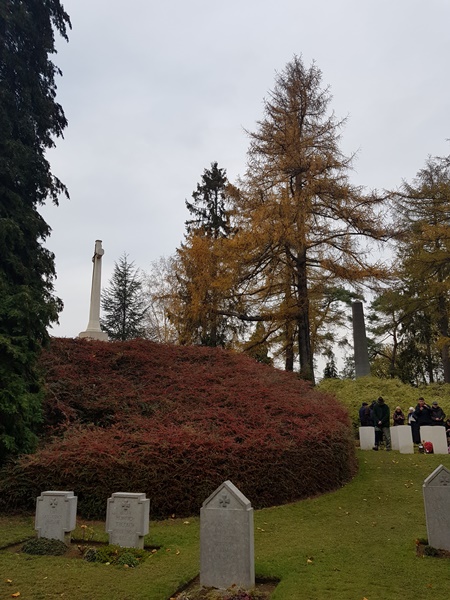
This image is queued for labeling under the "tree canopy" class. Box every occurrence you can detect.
[101,253,148,341]
[0,0,70,462]
[369,154,450,384]
[229,56,387,382]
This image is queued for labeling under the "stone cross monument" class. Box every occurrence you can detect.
[79,240,108,341]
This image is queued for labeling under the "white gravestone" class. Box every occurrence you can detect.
[200,480,255,590]
[359,427,375,450]
[419,425,448,454]
[397,425,414,454]
[35,491,77,542]
[423,464,450,551]
[390,427,399,451]
[106,492,150,549]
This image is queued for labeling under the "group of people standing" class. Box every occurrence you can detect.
[359,396,449,450]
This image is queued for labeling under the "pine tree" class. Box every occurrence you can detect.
[171,162,238,347]
[392,154,450,381]
[185,162,231,238]
[0,0,70,462]
[101,254,148,341]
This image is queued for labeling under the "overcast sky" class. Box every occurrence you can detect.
[42,0,450,339]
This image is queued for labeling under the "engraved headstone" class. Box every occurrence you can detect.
[359,427,375,450]
[419,425,448,454]
[200,480,255,590]
[423,464,450,551]
[397,425,414,454]
[35,491,77,542]
[106,492,150,549]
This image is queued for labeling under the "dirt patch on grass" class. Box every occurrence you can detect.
[416,541,450,558]
[169,575,279,599]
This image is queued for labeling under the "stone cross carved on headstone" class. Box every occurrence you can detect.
[105,492,150,549]
[423,464,450,552]
[35,491,77,542]
[200,480,255,590]
[79,239,108,341]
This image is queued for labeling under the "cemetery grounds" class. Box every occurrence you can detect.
[1,451,450,600]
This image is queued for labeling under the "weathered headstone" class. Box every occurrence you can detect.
[35,491,77,542]
[390,427,399,451]
[419,425,448,454]
[106,492,150,549]
[200,480,255,590]
[423,464,450,551]
[352,301,370,378]
[79,239,108,341]
[359,426,375,450]
[397,425,414,454]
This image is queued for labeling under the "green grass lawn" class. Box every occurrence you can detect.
[1,450,450,600]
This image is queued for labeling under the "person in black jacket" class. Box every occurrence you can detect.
[372,396,391,450]
[413,397,432,441]
[431,401,446,426]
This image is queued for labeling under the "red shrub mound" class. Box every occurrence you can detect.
[0,338,356,518]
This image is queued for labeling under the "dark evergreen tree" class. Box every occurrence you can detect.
[101,254,148,341]
[323,354,339,379]
[185,161,231,238]
[0,0,70,462]
[171,161,237,347]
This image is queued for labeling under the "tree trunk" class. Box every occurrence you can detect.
[284,321,294,371]
[296,252,314,384]
[437,293,450,383]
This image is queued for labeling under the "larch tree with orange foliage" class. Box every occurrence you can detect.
[228,56,388,383]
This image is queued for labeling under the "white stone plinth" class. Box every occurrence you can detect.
[106,492,150,549]
[359,427,375,450]
[79,329,108,341]
[200,480,255,590]
[35,491,77,542]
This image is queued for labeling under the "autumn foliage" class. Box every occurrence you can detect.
[0,338,356,518]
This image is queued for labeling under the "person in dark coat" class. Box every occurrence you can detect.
[372,396,391,450]
[392,406,405,426]
[413,397,432,441]
[408,406,420,444]
[359,402,373,427]
[430,401,446,426]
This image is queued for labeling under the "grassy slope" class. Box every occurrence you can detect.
[2,450,450,600]
[319,375,450,430]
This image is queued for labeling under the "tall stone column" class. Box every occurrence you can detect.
[79,240,108,341]
[352,301,370,378]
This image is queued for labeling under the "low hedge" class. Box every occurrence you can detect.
[0,338,357,518]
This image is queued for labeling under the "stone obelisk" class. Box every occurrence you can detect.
[79,240,108,341]
[352,301,370,378]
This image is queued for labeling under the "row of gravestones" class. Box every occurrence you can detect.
[359,424,449,454]
[35,481,254,590]
[32,466,450,588]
